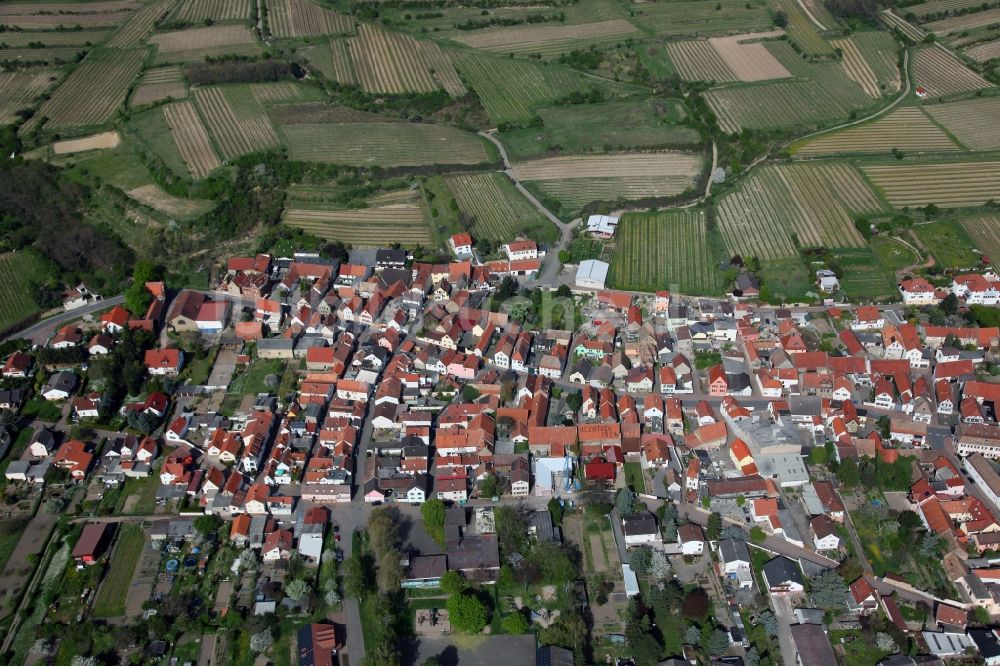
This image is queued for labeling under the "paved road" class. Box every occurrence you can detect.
[771,594,798,666]
[11,294,126,345]
[343,597,365,665]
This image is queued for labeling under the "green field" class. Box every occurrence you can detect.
[607,210,723,295]
[913,219,981,269]
[444,172,558,244]
[498,99,700,161]
[281,122,494,166]
[870,237,920,272]
[830,246,897,301]
[628,0,773,36]
[769,0,835,56]
[759,256,813,302]
[91,524,145,618]
[128,105,192,179]
[283,187,436,247]
[0,251,51,333]
[623,462,646,494]
[450,49,634,124]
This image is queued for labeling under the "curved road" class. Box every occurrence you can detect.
[11,294,126,345]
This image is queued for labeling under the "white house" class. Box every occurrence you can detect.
[586,214,619,238]
[899,278,941,306]
[622,514,659,548]
[952,274,1000,305]
[810,515,841,551]
[503,240,539,261]
[449,233,473,257]
[677,523,705,556]
[718,538,753,590]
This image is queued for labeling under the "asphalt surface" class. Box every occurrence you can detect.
[13,294,126,345]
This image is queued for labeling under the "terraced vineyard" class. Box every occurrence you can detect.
[794,107,960,155]
[628,0,773,36]
[106,0,177,48]
[150,24,261,64]
[38,48,145,128]
[880,10,926,41]
[163,101,220,179]
[282,122,492,166]
[0,251,49,333]
[451,50,626,124]
[194,86,279,160]
[926,7,1000,35]
[716,163,883,260]
[453,19,638,57]
[843,31,901,95]
[608,211,721,294]
[910,45,991,97]
[863,161,1000,207]
[347,25,465,96]
[444,172,552,243]
[266,0,352,38]
[174,0,249,22]
[906,0,991,20]
[283,187,433,246]
[130,66,186,107]
[0,1,138,29]
[961,214,1000,261]
[0,70,57,125]
[924,96,1000,150]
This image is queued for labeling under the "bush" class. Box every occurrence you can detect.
[447,592,488,633]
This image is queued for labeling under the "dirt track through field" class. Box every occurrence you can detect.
[52,131,120,154]
[589,535,607,572]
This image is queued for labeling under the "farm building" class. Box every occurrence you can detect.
[73,523,113,565]
[576,260,609,290]
[586,214,619,238]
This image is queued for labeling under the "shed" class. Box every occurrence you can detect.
[73,523,113,565]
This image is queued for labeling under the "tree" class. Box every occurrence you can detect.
[325,588,341,606]
[615,488,639,516]
[548,497,564,526]
[758,609,777,635]
[124,261,159,316]
[480,473,499,499]
[461,384,481,403]
[707,512,723,541]
[421,498,446,545]
[194,514,222,537]
[628,632,663,666]
[250,628,273,653]
[44,497,65,515]
[681,588,710,622]
[745,646,760,666]
[71,658,99,666]
[749,526,766,544]
[662,503,678,541]
[649,550,672,581]
[447,592,488,633]
[838,457,861,487]
[565,391,583,413]
[810,570,847,612]
[377,552,403,592]
[285,579,311,601]
[630,546,652,574]
[704,628,731,656]
[720,525,747,541]
[440,570,465,595]
[941,293,959,316]
[684,626,701,645]
[501,610,530,634]
[239,550,259,572]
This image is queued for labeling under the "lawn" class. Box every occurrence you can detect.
[870,237,919,273]
[831,246,897,302]
[115,467,161,515]
[21,397,64,422]
[92,523,145,617]
[759,257,813,303]
[830,629,893,665]
[913,219,980,270]
[623,462,646,494]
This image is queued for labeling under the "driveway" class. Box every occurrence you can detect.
[771,594,798,666]
[205,349,238,390]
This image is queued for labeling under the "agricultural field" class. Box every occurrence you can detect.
[173,0,249,23]
[0,251,50,333]
[0,30,109,48]
[926,7,1000,35]
[628,0,773,37]
[905,0,991,20]
[444,172,554,243]
[130,66,186,107]
[913,219,981,268]
[607,210,723,295]
[512,152,702,213]
[150,24,262,64]
[106,0,176,48]
[704,60,874,133]
[343,25,465,96]
[266,0,353,38]
[269,103,388,126]
[301,39,356,84]
[0,1,138,29]
[668,31,790,82]
[37,48,145,129]
[0,46,90,64]
[450,49,631,124]
[0,70,58,125]
[862,161,1000,208]
[283,187,434,246]
[716,163,882,260]
[871,236,921,272]
[880,10,927,41]
[52,131,120,154]
[910,45,991,98]
[127,184,214,220]
[829,246,897,301]
[768,0,834,55]
[965,39,1000,62]
[193,86,280,160]
[960,213,1000,261]
[452,19,639,58]
[281,122,492,166]
[163,101,221,179]
[831,32,900,98]
[91,525,145,618]
[499,99,700,162]
[793,107,960,155]
[924,96,1000,151]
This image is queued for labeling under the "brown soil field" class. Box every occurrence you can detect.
[150,24,256,52]
[52,131,120,153]
[512,152,702,180]
[965,39,1000,63]
[667,40,737,82]
[0,1,139,28]
[709,31,790,81]
[174,0,249,22]
[454,18,637,52]
[163,101,221,179]
[130,66,186,107]
[127,184,214,218]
